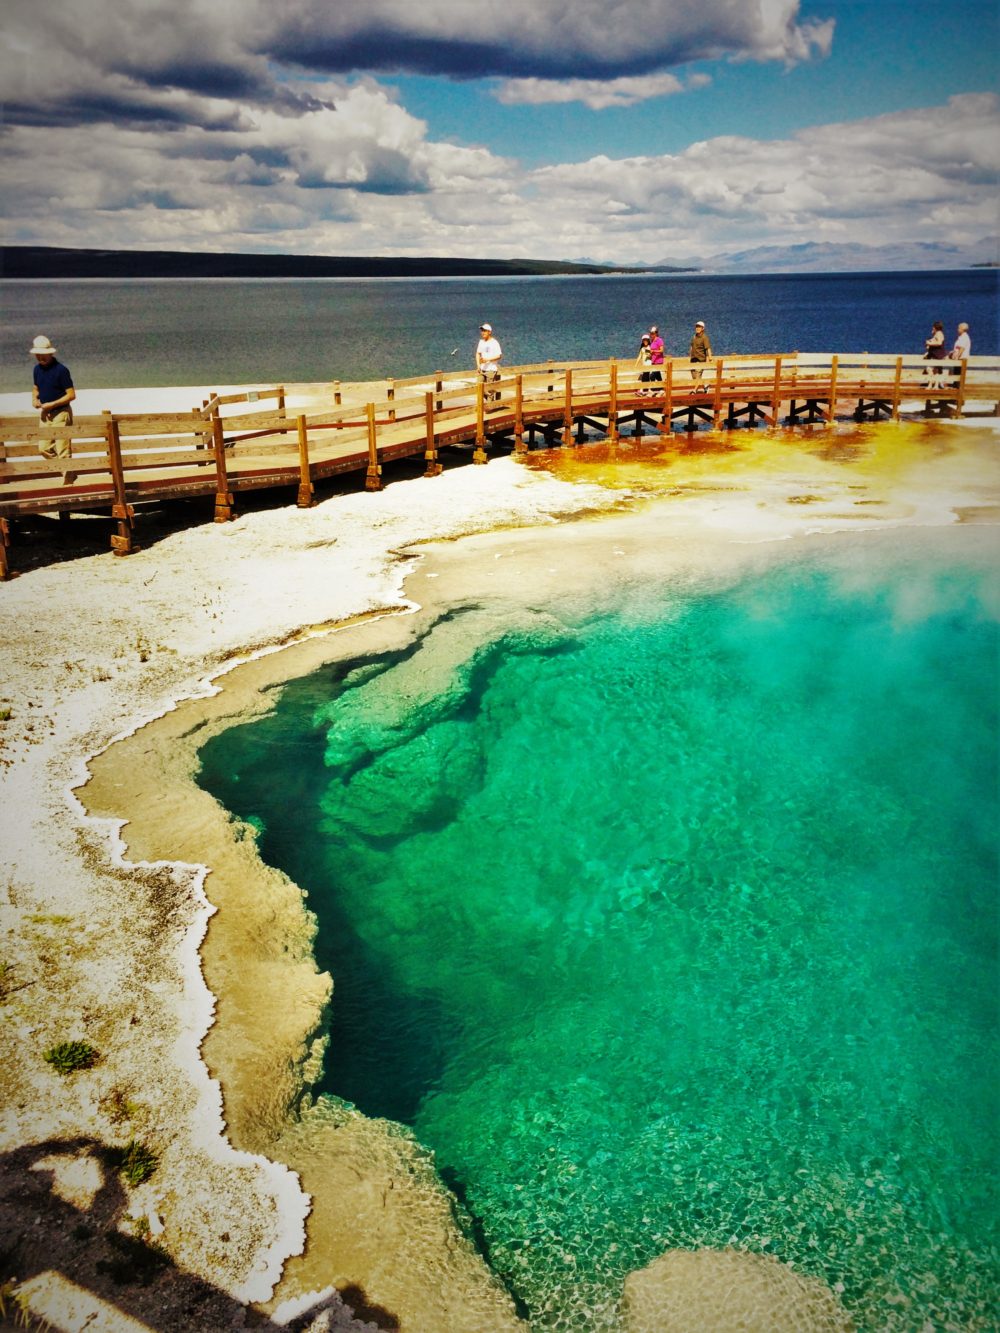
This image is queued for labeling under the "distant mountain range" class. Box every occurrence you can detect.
[4,241,996,281]
[1,246,656,280]
[685,238,999,274]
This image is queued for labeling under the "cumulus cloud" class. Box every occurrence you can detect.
[268,0,833,79]
[1,0,832,132]
[2,0,274,127]
[495,72,712,110]
[0,0,992,266]
[521,94,1000,257]
[3,77,996,263]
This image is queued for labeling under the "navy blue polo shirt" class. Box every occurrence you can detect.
[33,359,74,403]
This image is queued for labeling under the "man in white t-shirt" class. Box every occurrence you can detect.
[476,322,502,406]
[949,322,971,387]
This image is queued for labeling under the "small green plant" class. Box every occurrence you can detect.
[102,1086,145,1125]
[113,1139,159,1187]
[43,1040,99,1074]
[0,1279,47,1330]
[0,707,11,722]
[126,1213,151,1239]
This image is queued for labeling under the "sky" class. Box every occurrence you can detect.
[2,0,998,264]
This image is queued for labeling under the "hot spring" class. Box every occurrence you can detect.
[197,522,998,1331]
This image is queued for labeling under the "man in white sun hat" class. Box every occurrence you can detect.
[688,320,712,392]
[30,334,77,483]
[476,321,502,407]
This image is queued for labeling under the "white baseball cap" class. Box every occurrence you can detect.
[480,323,492,332]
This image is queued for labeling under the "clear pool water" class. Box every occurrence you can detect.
[198,538,999,1330]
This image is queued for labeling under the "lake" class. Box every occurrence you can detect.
[1,269,996,395]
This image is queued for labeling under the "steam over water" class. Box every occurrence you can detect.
[198,527,999,1330]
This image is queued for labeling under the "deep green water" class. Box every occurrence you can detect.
[198,540,999,1330]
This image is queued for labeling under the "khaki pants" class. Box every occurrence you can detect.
[39,408,76,481]
[39,408,73,458]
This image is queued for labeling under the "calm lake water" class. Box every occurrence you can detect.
[198,531,999,1332]
[1,269,996,394]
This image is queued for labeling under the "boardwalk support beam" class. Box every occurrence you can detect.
[953,360,968,418]
[365,402,382,491]
[563,369,574,446]
[474,379,488,464]
[105,414,138,554]
[514,376,526,455]
[660,359,674,432]
[210,409,235,521]
[296,414,315,507]
[424,392,442,476]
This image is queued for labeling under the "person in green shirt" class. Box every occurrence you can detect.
[689,320,712,391]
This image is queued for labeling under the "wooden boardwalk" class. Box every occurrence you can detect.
[2,352,998,577]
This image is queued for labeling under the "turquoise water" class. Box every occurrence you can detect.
[198,540,999,1330]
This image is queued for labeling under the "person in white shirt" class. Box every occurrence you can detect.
[948,322,971,388]
[476,322,502,406]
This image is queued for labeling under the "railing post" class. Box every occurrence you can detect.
[211,407,235,520]
[387,379,396,423]
[296,414,315,507]
[0,517,9,581]
[661,359,673,432]
[424,391,442,476]
[562,369,573,446]
[827,354,838,426]
[435,374,444,413]
[607,360,619,444]
[365,402,382,490]
[277,385,286,418]
[891,356,903,421]
[547,360,555,395]
[333,381,343,427]
[514,375,526,455]
[771,356,782,425]
[104,412,137,554]
[712,359,724,428]
[474,377,488,464]
[952,360,968,418]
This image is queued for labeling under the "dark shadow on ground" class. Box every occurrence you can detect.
[0,447,483,579]
[0,1137,396,1331]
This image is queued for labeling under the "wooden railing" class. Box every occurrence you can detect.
[1,355,998,577]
